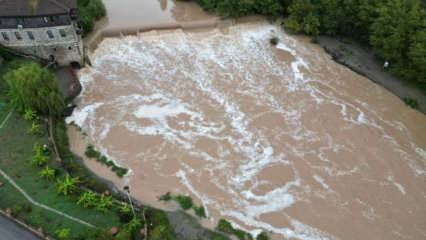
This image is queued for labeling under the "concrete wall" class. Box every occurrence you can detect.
[0,24,83,66]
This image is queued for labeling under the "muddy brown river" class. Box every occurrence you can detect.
[67,1,426,239]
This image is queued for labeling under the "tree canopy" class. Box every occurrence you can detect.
[5,63,64,116]
[189,0,426,91]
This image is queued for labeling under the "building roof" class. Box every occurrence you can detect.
[0,0,77,17]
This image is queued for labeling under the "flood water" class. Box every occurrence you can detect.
[67,1,426,239]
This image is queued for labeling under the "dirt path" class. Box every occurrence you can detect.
[317,36,426,114]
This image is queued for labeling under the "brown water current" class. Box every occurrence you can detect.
[67,1,426,239]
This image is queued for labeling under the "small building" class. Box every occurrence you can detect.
[0,0,84,66]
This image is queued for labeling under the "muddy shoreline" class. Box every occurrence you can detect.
[317,36,426,114]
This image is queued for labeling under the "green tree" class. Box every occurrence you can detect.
[56,175,79,196]
[39,166,56,180]
[5,63,64,116]
[77,191,98,208]
[284,0,320,35]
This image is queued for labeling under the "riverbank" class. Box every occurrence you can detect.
[317,36,426,114]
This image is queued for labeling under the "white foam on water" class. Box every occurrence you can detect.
[74,21,426,240]
[313,175,329,190]
[387,176,406,195]
[66,102,104,127]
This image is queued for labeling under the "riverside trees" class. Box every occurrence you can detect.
[189,0,426,91]
[5,62,64,117]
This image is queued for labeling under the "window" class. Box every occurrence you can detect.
[59,29,67,38]
[47,30,54,39]
[14,32,22,40]
[1,32,9,41]
[27,31,34,40]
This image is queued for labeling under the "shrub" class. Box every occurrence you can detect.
[159,192,172,202]
[216,219,252,240]
[85,144,99,158]
[256,232,269,240]
[269,37,279,45]
[56,174,80,196]
[97,194,114,213]
[403,97,419,109]
[56,228,70,240]
[78,0,106,35]
[77,191,98,208]
[174,195,193,210]
[5,63,64,116]
[193,205,206,218]
[39,166,56,180]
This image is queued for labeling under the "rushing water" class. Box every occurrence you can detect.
[67,1,426,240]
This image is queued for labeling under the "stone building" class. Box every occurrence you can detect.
[0,0,84,66]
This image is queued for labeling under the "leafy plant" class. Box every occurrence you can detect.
[193,205,206,218]
[97,194,113,213]
[28,121,41,135]
[216,219,252,240]
[256,232,269,240]
[119,202,132,214]
[24,109,36,121]
[159,192,172,201]
[31,149,49,166]
[269,37,279,45]
[56,228,70,240]
[174,195,193,210]
[77,191,98,208]
[39,166,56,180]
[403,97,419,109]
[56,174,79,196]
[125,217,142,232]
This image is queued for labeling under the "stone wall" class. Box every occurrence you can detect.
[0,24,83,66]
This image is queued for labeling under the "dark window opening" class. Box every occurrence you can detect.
[1,32,9,41]
[27,31,34,40]
[14,32,22,40]
[59,29,67,37]
[47,30,54,39]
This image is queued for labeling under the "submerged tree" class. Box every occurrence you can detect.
[5,63,64,117]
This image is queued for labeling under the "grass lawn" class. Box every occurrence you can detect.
[0,109,121,239]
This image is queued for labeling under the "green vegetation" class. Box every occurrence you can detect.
[77,0,107,35]
[159,192,208,219]
[85,144,129,178]
[216,219,253,240]
[269,36,279,46]
[256,232,269,240]
[189,0,426,92]
[193,205,207,218]
[403,97,419,109]
[175,195,193,210]
[5,62,64,116]
[146,208,176,240]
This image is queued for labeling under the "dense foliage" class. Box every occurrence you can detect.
[77,0,106,35]
[4,62,64,116]
[189,0,426,91]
